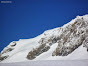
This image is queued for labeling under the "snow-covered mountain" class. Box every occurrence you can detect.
[0,15,88,63]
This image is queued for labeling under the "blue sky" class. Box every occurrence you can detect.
[0,0,88,52]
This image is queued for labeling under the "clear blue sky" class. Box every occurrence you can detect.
[0,0,88,52]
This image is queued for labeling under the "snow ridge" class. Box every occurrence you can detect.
[0,14,88,63]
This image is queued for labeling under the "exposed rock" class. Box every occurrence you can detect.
[0,41,16,62]
[0,15,88,62]
[10,41,16,47]
[27,44,50,60]
[1,48,14,54]
[0,55,9,62]
[52,18,87,56]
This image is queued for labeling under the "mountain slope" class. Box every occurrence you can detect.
[0,14,88,63]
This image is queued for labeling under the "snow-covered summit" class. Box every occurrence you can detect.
[0,14,88,63]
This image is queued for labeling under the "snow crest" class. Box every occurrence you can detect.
[0,14,88,63]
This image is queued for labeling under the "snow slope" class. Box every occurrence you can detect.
[34,45,88,60]
[0,34,44,63]
[0,14,88,63]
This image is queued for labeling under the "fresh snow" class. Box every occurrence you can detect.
[0,14,88,63]
[0,60,88,66]
[34,45,88,60]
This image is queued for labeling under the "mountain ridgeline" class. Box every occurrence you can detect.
[0,15,88,62]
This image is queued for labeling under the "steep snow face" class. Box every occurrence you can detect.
[34,45,88,60]
[0,34,44,62]
[0,15,88,63]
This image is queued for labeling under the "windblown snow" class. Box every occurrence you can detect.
[0,14,88,63]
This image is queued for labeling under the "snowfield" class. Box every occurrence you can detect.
[0,15,88,66]
[0,60,88,66]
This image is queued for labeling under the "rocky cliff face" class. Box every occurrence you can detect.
[27,15,88,59]
[52,18,87,56]
[0,15,88,62]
